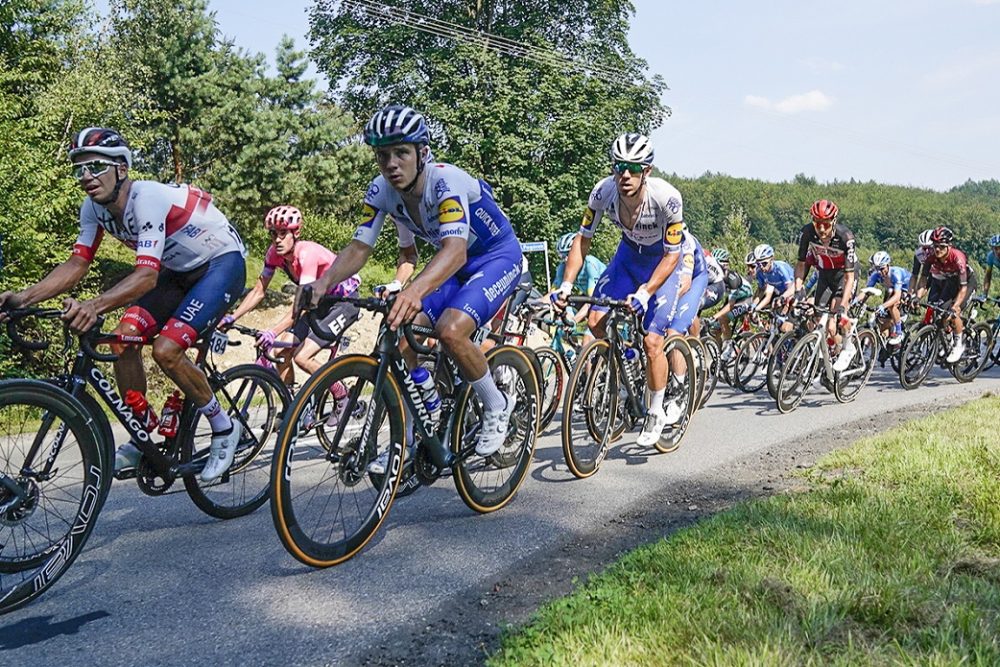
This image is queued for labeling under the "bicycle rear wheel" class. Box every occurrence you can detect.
[899,325,938,390]
[834,330,878,403]
[655,336,696,454]
[270,355,405,567]
[533,347,565,432]
[183,364,292,519]
[452,346,539,513]
[560,339,618,479]
[699,336,720,409]
[733,332,769,393]
[0,380,104,614]
[951,322,994,383]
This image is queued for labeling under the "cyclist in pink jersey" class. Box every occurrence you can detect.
[221,206,361,398]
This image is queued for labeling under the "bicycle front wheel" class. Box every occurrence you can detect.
[834,330,878,403]
[0,380,104,614]
[452,346,539,513]
[899,325,938,390]
[655,335,697,454]
[270,355,405,567]
[533,347,565,432]
[560,339,618,479]
[767,331,798,401]
[183,364,292,519]
[776,332,821,414]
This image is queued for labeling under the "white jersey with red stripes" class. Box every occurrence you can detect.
[73,181,246,272]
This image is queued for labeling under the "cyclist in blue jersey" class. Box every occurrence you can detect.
[307,105,523,468]
[554,133,708,446]
[983,234,1000,296]
[750,244,795,331]
[863,251,911,344]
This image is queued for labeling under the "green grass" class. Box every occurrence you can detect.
[491,395,1000,666]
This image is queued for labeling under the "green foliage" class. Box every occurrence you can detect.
[309,0,668,244]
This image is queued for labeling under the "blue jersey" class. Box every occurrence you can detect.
[867,266,911,292]
[355,162,516,258]
[555,255,607,295]
[755,260,795,292]
[985,251,1000,271]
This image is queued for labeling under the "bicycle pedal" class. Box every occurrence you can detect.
[114,468,138,481]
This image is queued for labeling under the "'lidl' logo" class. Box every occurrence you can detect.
[582,207,595,229]
[438,198,465,224]
[665,222,684,245]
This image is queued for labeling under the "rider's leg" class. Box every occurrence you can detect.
[112,320,148,396]
[273,331,296,386]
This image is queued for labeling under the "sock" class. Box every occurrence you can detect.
[330,381,348,400]
[648,388,665,414]
[471,371,507,412]
[198,396,232,433]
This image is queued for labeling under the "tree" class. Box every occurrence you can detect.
[308,0,668,244]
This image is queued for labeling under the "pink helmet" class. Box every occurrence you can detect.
[264,206,303,236]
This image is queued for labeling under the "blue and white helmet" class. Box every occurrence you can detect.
[610,133,654,165]
[989,234,1000,248]
[364,105,430,147]
[870,251,891,268]
[752,243,775,262]
[557,232,577,256]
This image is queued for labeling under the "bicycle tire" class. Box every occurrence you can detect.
[951,322,994,383]
[0,380,104,614]
[776,332,821,414]
[533,347,565,431]
[451,346,539,513]
[733,331,769,393]
[270,355,405,567]
[699,336,720,409]
[560,339,618,479]
[183,364,292,519]
[654,335,696,454]
[899,325,938,390]
[766,331,798,401]
[686,336,709,413]
[834,330,878,403]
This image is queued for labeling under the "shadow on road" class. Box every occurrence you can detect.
[0,611,110,650]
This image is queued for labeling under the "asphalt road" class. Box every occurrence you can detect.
[3,364,999,666]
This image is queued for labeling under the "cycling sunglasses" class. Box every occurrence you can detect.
[612,161,645,175]
[72,160,119,180]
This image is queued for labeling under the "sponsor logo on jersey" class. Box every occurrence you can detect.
[434,178,450,198]
[666,196,681,214]
[582,207,595,230]
[482,261,522,303]
[358,203,378,229]
[665,222,684,246]
[366,182,380,199]
[473,206,501,237]
[438,198,465,225]
[683,254,695,269]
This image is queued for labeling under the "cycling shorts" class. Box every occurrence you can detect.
[422,238,524,328]
[649,270,709,336]
[814,269,846,310]
[122,251,246,349]
[591,240,672,311]
[290,293,360,348]
[929,272,977,309]
[699,280,726,313]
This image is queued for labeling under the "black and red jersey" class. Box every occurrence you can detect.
[923,247,971,285]
[797,223,856,271]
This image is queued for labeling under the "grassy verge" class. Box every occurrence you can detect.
[491,395,1000,666]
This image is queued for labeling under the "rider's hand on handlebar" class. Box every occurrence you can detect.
[61,297,98,334]
[794,288,806,302]
[374,280,403,299]
[627,288,651,316]
[0,291,20,322]
[256,329,277,350]
[549,281,572,312]
[387,285,423,331]
[217,314,236,331]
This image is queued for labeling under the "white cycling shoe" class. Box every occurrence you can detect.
[946,341,965,364]
[201,423,243,483]
[832,344,856,372]
[636,410,669,447]
[476,394,515,457]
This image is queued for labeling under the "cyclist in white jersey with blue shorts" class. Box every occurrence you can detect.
[555,133,708,447]
[307,105,524,469]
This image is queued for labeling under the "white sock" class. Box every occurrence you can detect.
[198,397,232,433]
[648,388,665,414]
[471,371,507,412]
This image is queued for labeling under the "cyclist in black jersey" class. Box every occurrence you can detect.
[794,199,858,371]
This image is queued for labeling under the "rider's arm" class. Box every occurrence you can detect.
[757,284,776,310]
[641,251,680,295]
[984,264,993,296]
[87,266,159,315]
[3,256,90,309]
[392,244,419,286]
[228,273,272,322]
[406,236,466,298]
[559,228,592,291]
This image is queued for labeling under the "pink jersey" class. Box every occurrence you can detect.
[261,240,360,296]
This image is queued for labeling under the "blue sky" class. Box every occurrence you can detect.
[95,0,1000,191]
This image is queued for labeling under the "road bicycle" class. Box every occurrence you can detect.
[775,304,877,414]
[0,308,290,614]
[269,291,540,567]
[560,296,696,479]
[898,299,994,389]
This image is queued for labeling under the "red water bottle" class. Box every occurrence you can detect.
[158,390,183,438]
[125,390,159,433]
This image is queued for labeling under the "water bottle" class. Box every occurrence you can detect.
[158,390,183,438]
[125,390,158,433]
[410,367,441,426]
[623,347,638,361]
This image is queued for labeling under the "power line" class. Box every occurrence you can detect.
[337,0,645,85]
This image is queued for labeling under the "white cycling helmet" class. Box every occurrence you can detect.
[556,232,577,256]
[610,133,654,165]
[752,243,775,262]
[870,251,891,268]
[917,229,934,247]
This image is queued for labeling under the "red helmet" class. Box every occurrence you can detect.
[930,226,954,246]
[810,199,839,222]
[264,206,303,235]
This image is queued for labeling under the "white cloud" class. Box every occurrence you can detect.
[743,90,834,114]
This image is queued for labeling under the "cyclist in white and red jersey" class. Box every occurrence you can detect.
[794,199,858,371]
[307,105,524,469]
[909,228,935,292]
[915,226,977,362]
[221,206,361,395]
[0,128,247,482]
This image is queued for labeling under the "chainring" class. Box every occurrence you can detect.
[136,457,175,496]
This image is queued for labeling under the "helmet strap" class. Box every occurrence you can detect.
[96,165,127,207]
[401,144,429,194]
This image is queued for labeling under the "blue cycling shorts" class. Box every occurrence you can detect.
[422,238,524,328]
[122,251,246,349]
[649,270,709,336]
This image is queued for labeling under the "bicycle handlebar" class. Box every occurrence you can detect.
[566,295,649,335]
[3,308,61,351]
